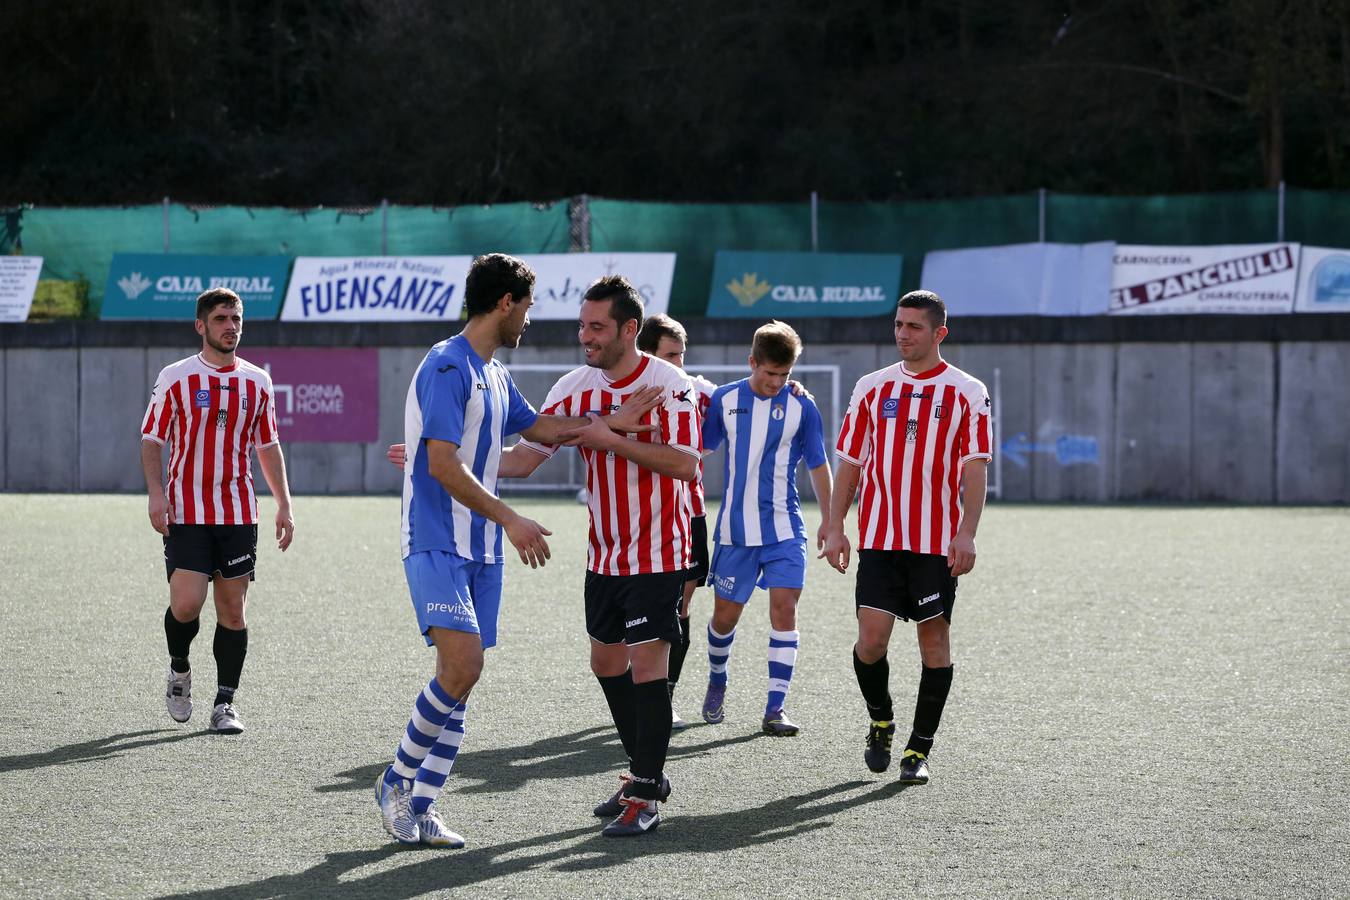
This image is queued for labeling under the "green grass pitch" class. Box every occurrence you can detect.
[0,495,1346,898]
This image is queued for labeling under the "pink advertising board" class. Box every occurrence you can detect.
[244,348,379,442]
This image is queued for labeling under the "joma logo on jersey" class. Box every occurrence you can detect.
[906,419,919,442]
[881,398,900,419]
[729,407,749,415]
[475,383,488,391]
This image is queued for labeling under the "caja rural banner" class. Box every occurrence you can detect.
[1294,245,1350,312]
[1109,243,1299,315]
[244,348,379,442]
[0,256,43,322]
[102,254,291,320]
[707,251,902,318]
[280,253,677,322]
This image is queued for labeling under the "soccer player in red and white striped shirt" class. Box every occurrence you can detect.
[636,313,716,730]
[509,277,700,837]
[140,288,295,736]
[820,290,991,786]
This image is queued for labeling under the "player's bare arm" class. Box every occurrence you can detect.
[558,413,698,481]
[519,384,664,444]
[256,444,295,552]
[140,438,170,536]
[425,438,552,567]
[496,443,550,478]
[808,461,834,552]
[948,458,987,576]
[820,460,860,573]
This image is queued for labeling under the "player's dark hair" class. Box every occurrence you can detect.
[637,313,687,353]
[583,275,644,331]
[195,288,242,321]
[464,253,536,318]
[898,290,947,329]
[751,320,802,366]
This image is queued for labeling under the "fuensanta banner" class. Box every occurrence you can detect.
[1109,243,1299,315]
[280,253,676,322]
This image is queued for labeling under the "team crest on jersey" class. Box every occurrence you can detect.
[906,419,919,442]
[881,398,900,419]
[194,389,211,408]
[215,410,228,428]
[770,405,785,421]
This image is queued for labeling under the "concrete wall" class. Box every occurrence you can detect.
[3,341,1346,504]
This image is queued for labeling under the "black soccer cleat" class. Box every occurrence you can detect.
[896,749,930,785]
[864,720,895,773]
[593,773,672,818]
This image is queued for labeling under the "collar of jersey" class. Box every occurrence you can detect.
[604,354,651,389]
[197,353,238,373]
[899,360,947,380]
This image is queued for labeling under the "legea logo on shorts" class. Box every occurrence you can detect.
[227,555,250,566]
[918,592,939,606]
[625,616,648,628]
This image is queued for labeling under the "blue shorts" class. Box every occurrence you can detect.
[403,550,503,649]
[709,538,807,604]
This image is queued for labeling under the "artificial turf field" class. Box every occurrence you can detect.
[0,495,1346,899]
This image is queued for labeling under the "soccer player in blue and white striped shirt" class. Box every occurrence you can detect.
[376,254,660,848]
[699,321,833,736]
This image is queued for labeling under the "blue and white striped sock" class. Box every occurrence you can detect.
[766,628,800,714]
[411,700,468,815]
[388,679,458,784]
[707,623,736,688]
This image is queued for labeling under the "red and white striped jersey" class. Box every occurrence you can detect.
[836,360,991,555]
[689,374,717,518]
[519,354,701,576]
[141,353,280,525]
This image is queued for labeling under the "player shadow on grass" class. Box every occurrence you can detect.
[162,778,906,900]
[318,724,763,798]
[0,729,211,775]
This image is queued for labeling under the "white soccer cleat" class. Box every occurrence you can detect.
[376,767,419,844]
[165,667,193,723]
[416,806,466,848]
[209,702,245,735]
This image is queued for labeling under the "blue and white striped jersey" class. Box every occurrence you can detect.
[401,335,538,562]
[703,380,828,547]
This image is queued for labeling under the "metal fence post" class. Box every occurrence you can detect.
[810,190,819,252]
[162,196,170,252]
[1277,181,1286,242]
[568,194,591,252]
[381,199,389,255]
[1038,188,1047,243]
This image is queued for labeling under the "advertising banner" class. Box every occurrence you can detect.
[280,256,470,322]
[1294,245,1350,312]
[921,242,1115,315]
[1109,244,1299,315]
[523,253,676,319]
[707,251,902,318]
[102,254,290,320]
[244,348,379,442]
[0,256,43,322]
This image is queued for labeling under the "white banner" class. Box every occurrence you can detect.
[280,253,675,322]
[0,256,43,322]
[921,242,1115,315]
[521,253,676,319]
[1110,243,1299,315]
[1294,245,1350,312]
[280,257,470,321]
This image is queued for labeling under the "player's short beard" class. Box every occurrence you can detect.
[204,332,237,355]
[585,339,623,370]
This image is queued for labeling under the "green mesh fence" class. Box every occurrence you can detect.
[9,190,1350,319]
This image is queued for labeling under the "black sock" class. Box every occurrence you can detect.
[597,671,638,761]
[667,616,692,691]
[212,625,248,707]
[164,608,199,672]
[852,648,893,722]
[628,678,673,800]
[907,664,954,755]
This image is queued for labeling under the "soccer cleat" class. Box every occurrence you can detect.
[701,683,726,724]
[897,749,931,785]
[593,773,672,817]
[376,767,419,844]
[165,667,193,723]
[761,708,800,737]
[416,806,466,848]
[671,706,688,730]
[864,720,895,773]
[601,796,661,837]
[209,702,244,735]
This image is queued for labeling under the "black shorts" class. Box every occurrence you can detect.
[685,515,710,587]
[164,525,258,582]
[584,570,685,645]
[855,550,956,623]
